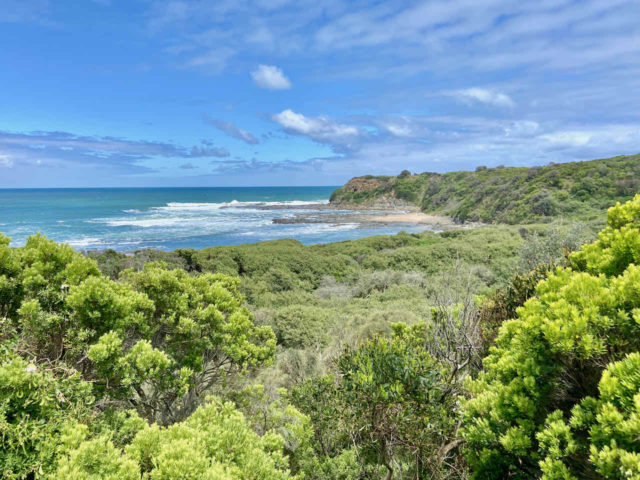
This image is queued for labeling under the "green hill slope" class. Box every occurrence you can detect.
[329,154,640,223]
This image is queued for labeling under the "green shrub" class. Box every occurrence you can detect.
[269,305,332,348]
[2,235,276,426]
[0,358,93,479]
[463,195,640,479]
[51,398,294,480]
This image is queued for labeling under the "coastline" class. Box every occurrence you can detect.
[1,191,479,252]
[367,212,454,226]
[267,203,471,230]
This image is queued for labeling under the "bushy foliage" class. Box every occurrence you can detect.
[1,191,606,478]
[228,384,316,476]
[517,222,592,272]
[268,305,332,349]
[1,234,276,426]
[476,265,551,348]
[537,352,640,479]
[51,398,294,480]
[0,358,93,479]
[292,323,466,480]
[0,234,22,319]
[463,195,640,479]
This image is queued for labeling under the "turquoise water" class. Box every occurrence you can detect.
[0,187,429,251]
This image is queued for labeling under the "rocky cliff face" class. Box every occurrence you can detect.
[330,176,418,210]
[341,177,384,193]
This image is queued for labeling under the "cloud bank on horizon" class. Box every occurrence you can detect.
[1,0,640,187]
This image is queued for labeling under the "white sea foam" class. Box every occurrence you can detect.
[66,236,147,249]
[154,199,328,212]
[239,222,359,237]
[97,214,272,230]
[73,197,377,250]
[103,217,191,228]
[65,237,107,248]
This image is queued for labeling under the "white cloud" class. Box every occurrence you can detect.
[272,109,360,145]
[504,121,540,137]
[185,47,235,73]
[204,116,259,145]
[376,117,418,138]
[453,88,516,108]
[540,131,592,147]
[0,130,229,176]
[539,125,640,149]
[385,124,413,137]
[0,154,14,168]
[1,0,51,24]
[251,65,292,90]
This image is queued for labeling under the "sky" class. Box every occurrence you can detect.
[1,0,640,187]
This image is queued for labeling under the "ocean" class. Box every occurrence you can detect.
[0,187,430,251]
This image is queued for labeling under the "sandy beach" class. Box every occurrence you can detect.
[368,212,454,226]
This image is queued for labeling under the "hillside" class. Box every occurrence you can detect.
[329,154,640,224]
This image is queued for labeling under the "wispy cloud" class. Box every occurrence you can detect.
[204,116,259,144]
[189,143,230,157]
[146,1,640,76]
[1,0,52,25]
[266,107,640,179]
[184,47,235,73]
[210,157,323,175]
[0,154,14,168]
[451,88,516,108]
[0,130,230,174]
[272,109,360,147]
[5,0,640,186]
[251,64,291,90]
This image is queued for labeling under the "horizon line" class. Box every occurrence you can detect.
[0,185,342,190]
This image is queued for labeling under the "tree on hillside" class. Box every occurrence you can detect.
[1,235,276,425]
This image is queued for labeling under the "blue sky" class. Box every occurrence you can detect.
[1,0,639,187]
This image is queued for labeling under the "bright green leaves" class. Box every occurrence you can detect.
[2,235,276,426]
[464,196,640,479]
[538,353,640,479]
[66,276,154,336]
[120,263,276,378]
[571,194,640,276]
[230,385,315,477]
[52,398,293,480]
[536,411,578,480]
[19,234,100,310]
[587,353,640,478]
[88,335,173,403]
[0,358,93,479]
[52,436,140,480]
[0,234,284,477]
[0,234,22,319]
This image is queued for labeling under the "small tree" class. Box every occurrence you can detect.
[337,324,459,479]
[4,235,276,425]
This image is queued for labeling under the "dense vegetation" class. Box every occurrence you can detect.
[6,188,640,478]
[330,154,640,224]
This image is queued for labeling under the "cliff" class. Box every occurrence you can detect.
[329,154,640,224]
